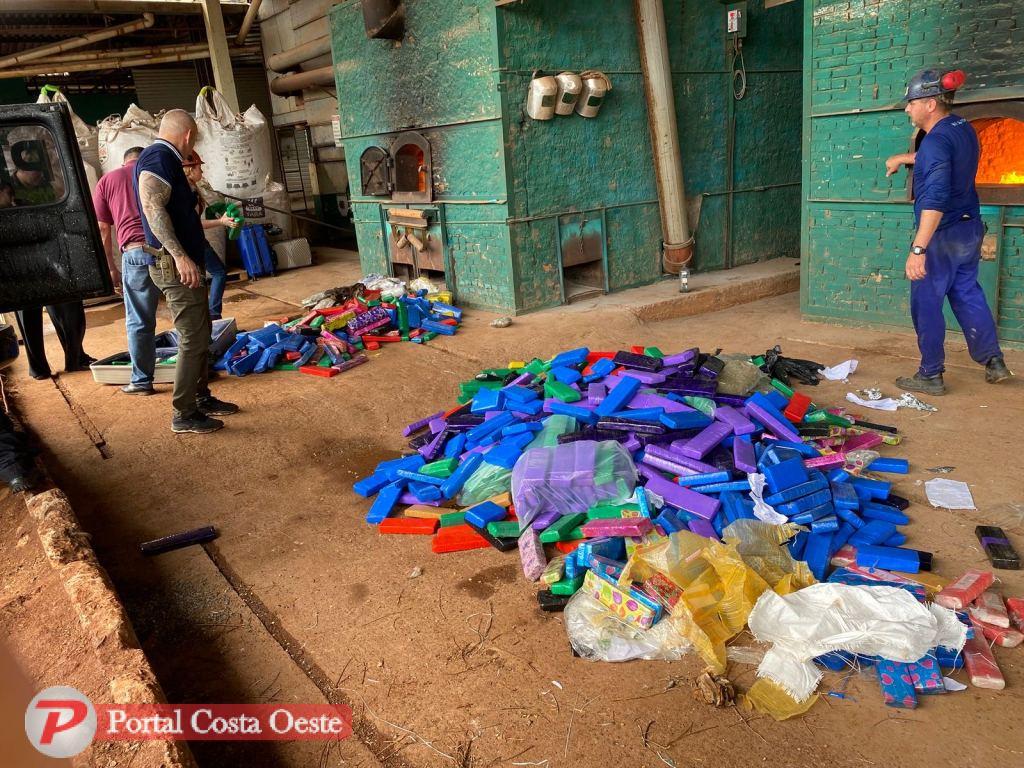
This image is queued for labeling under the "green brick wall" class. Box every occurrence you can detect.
[331,0,803,313]
[802,0,1024,344]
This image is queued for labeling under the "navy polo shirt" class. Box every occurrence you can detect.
[913,114,981,230]
[132,139,208,267]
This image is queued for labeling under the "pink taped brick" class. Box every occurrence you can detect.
[580,517,653,538]
[518,526,547,582]
[842,432,884,452]
[934,569,995,610]
[805,453,846,469]
[976,618,1024,648]
[969,590,1009,628]
[1007,597,1024,632]
[964,620,1006,689]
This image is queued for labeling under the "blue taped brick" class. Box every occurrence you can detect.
[655,509,686,533]
[408,482,442,501]
[353,471,391,498]
[764,439,821,458]
[789,530,810,560]
[440,453,484,498]
[849,520,897,547]
[828,468,851,483]
[395,469,446,486]
[763,457,810,494]
[861,501,909,525]
[503,385,539,404]
[444,432,467,459]
[551,366,583,385]
[514,398,544,416]
[367,481,404,524]
[465,501,506,528]
[548,402,598,424]
[765,473,829,506]
[659,410,713,430]
[830,481,860,510]
[835,506,865,529]
[934,646,964,669]
[832,521,857,550]
[471,388,504,414]
[851,477,891,500]
[691,480,751,494]
[379,454,426,481]
[811,514,840,533]
[550,347,589,369]
[804,532,834,580]
[483,444,524,469]
[677,471,731,488]
[856,544,920,573]
[583,357,616,382]
[816,651,855,671]
[789,500,836,524]
[867,457,910,474]
[884,533,908,547]
[595,376,642,417]
[610,408,665,422]
[778,489,833,516]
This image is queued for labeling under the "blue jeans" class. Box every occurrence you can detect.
[910,217,1002,377]
[205,245,226,320]
[121,247,161,387]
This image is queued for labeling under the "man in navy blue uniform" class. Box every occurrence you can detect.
[133,110,238,433]
[884,69,1011,395]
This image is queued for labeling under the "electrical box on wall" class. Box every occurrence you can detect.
[726,2,748,37]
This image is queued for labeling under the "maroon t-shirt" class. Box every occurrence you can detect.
[92,161,146,250]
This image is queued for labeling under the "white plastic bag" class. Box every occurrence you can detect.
[193,87,273,198]
[564,592,692,662]
[97,104,158,174]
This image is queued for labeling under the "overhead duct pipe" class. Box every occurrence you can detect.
[269,65,334,95]
[27,42,205,65]
[267,36,332,74]
[634,0,694,272]
[0,45,259,80]
[0,13,155,70]
[235,0,263,44]
[0,1,248,14]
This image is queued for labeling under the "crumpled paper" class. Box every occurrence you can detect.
[847,392,899,411]
[822,359,858,381]
[747,473,788,525]
[747,583,965,703]
[925,478,976,510]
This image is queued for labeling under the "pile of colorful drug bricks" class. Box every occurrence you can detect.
[214,289,462,378]
[354,344,928,576]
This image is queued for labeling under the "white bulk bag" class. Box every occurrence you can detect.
[193,87,273,199]
[97,104,158,174]
[35,86,99,173]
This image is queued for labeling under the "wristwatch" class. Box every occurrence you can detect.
[911,245,926,255]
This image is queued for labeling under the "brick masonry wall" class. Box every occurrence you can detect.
[803,0,1024,344]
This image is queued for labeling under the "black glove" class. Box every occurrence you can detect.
[761,345,825,386]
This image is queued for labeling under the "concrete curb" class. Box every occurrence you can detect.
[19,465,196,767]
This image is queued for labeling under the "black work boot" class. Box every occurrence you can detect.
[171,413,224,434]
[985,357,1012,384]
[196,395,239,416]
[895,372,946,396]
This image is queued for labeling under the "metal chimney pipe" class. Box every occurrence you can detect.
[0,14,156,70]
[634,0,694,272]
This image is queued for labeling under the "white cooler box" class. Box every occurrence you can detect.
[90,318,238,385]
[273,238,312,270]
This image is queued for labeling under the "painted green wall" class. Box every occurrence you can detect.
[802,0,1024,343]
[330,0,803,313]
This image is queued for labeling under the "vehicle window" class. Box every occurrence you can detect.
[0,124,67,210]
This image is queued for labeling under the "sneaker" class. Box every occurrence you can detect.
[121,383,155,396]
[171,413,224,434]
[8,474,33,494]
[196,395,239,416]
[895,372,946,396]
[985,357,1012,384]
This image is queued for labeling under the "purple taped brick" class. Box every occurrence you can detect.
[641,451,701,478]
[662,349,698,366]
[644,445,706,475]
[663,443,720,474]
[733,437,757,473]
[623,434,641,453]
[688,517,719,540]
[518,526,546,581]
[679,421,733,459]
[714,405,756,435]
[428,417,448,435]
[639,465,721,520]
[611,351,663,371]
[531,509,562,532]
[419,428,448,460]
[630,392,693,413]
[587,382,606,405]
[744,401,801,443]
[397,492,443,506]
[403,410,444,437]
[713,394,749,408]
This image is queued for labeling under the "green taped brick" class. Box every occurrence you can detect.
[806,410,854,427]
[283,317,303,329]
[272,363,299,371]
[422,332,438,341]
[318,355,332,367]
[310,316,325,330]
[643,346,665,359]
[751,355,765,367]
[524,359,547,375]
[771,378,795,398]
[587,502,638,519]
[421,458,458,478]
[683,396,715,417]
[439,511,467,528]
[544,380,581,403]
[367,300,380,307]
[551,575,584,596]
[539,513,587,543]
[487,521,521,538]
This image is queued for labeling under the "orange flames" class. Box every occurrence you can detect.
[973,117,1024,184]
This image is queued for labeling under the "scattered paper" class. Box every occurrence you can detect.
[925,478,976,510]
[823,359,858,381]
[747,473,789,525]
[942,676,967,692]
[846,392,899,411]
[898,392,938,412]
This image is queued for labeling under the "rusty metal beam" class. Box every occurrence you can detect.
[0,44,258,79]
[0,1,248,14]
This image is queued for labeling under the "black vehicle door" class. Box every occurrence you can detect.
[0,101,111,312]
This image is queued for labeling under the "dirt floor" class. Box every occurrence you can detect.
[4,249,1024,767]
